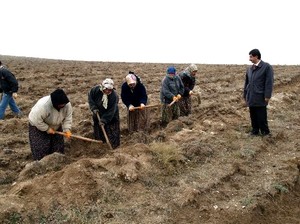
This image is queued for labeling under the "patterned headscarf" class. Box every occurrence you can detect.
[186,64,198,74]
[125,74,137,85]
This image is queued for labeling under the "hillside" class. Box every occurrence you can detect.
[0,55,299,223]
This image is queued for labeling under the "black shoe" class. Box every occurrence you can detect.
[249,131,259,136]
[261,132,271,137]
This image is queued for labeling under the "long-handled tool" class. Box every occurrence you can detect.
[55,131,102,144]
[168,99,177,107]
[96,112,113,150]
[131,104,161,111]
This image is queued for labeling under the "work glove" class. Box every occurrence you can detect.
[189,91,193,96]
[47,128,55,134]
[13,93,18,99]
[64,130,72,138]
[176,94,182,100]
[173,96,178,102]
[140,103,145,109]
[129,105,135,111]
[93,109,99,114]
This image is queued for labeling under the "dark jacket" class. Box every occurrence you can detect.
[243,60,274,107]
[0,68,19,94]
[88,85,119,124]
[179,71,196,97]
[121,75,148,107]
[160,75,184,104]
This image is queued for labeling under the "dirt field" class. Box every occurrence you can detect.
[0,55,299,223]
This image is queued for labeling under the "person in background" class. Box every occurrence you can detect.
[178,64,198,116]
[243,49,274,136]
[88,78,120,149]
[28,88,72,160]
[121,71,149,132]
[160,66,184,127]
[0,61,23,120]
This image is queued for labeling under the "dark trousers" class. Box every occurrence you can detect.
[249,106,270,135]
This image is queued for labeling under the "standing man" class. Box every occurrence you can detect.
[160,66,184,127]
[0,61,23,120]
[178,64,198,116]
[243,49,274,136]
[28,88,72,160]
[88,78,120,149]
[121,71,149,132]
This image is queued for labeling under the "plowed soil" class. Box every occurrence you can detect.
[0,55,299,223]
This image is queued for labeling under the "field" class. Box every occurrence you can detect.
[0,55,299,223]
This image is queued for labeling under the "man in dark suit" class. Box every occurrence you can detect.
[243,49,274,136]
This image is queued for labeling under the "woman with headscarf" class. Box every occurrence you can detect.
[121,71,149,133]
[160,66,184,127]
[88,78,120,149]
[178,64,198,116]
[28,88,72,160]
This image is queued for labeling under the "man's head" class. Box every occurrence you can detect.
[249,49,261,64]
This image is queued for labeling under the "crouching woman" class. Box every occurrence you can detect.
[28,88,72,160]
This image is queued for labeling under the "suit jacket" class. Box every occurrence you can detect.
[243,60,274,107]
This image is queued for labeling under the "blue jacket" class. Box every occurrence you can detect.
[160,75,184,104]
[121,75,148,107]
[0,68,19,94]
[243,60,274,107]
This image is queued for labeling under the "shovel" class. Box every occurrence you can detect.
[55,131,102,144]
[96,112,113,150]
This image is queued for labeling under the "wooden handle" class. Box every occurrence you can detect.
[96,112,113,150]
[131,104,161,110]
[168,100,177,107]
[55,131,102,144]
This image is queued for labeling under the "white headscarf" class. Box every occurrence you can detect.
[101,78,114,109]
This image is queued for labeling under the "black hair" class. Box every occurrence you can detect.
[249,49,261,59]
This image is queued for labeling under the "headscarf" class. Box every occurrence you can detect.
[101,78,114,109]
[125,74,137,85]
[102,78,114,90]
[50,88,69,111]
[186,64,198,74]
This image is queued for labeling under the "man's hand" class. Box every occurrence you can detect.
[47,128,55,134]
[13,93,18,99]
[64,131,72,138]
[189,91,193,96]
[176,94,182,100]
[173,96,178,102]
